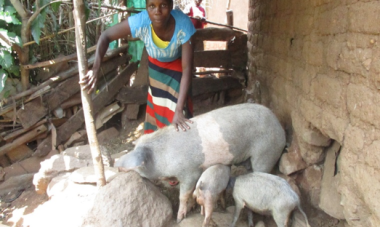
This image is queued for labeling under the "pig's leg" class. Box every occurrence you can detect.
[247,209,254,227]
[177,176,199,223]
[250,156,273,173]
[230,202,243,227]
[220,190,226,210]
[202,199,214,227]
[272,210,288,227]
[201,205,205,215]
[187,194,196,211]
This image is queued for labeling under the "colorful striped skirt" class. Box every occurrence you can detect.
[144,56,193,134]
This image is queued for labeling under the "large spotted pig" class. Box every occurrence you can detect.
[115,103,286,223]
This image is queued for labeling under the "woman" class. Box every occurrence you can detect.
[80,0,196,134]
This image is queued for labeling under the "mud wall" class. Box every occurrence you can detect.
[246,0,380,226]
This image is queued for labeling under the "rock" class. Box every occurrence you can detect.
[0,173,34,197]
[81,171,173,227]
[97,127,120,144]
[297,138,326,165]
[319,141,345,219]
[47,173,97,198]
[33,154,89,194]
[62,144,113,167]
[302,130,331,147]
[4,149,58,181]
[69,166,119,184]
[279,137,307,175]
[298,165,323,208]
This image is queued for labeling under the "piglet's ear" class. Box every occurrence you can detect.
[199,181,204,191]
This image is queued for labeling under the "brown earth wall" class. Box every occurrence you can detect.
[246,0,380,226]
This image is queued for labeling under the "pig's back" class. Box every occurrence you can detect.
[192,103,286,165]
[197,164,230,192]
[233,172,299,211]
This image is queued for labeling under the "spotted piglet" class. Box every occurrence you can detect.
[230,172,310,227]
[193,164,230,227]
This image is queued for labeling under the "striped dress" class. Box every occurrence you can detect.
[144,56,193,134]
[127,10,196,134]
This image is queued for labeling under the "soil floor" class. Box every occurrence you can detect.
[0,103,346,227]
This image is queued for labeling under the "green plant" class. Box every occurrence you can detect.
[0,0,22,94]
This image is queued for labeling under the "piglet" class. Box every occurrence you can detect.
[193,164,231,227]
[230,172,310,227]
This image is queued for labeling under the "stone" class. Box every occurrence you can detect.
[0,173,34,196]
[297,138,326,165]
[298,165,323,208]
[97,127,120,144]
[33,154,89,194]
[4,140,57,181]
[319,141,345,219]
[81,172,173,227]
[47,172,97,198]
[62,144,113,167]
[126,104,140,120]
[69,166,119,184]
[279,137,308,175]
[301,130,331,147]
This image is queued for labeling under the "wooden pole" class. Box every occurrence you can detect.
[189,17,247,32]
[73,0,106,187]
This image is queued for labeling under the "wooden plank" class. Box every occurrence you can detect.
[0,125,48,156]
[24,45,97,70]
[1,44,129,111]
[192,77,243,97]
[116,77,243,104]
[46,54,130,111]
[192,27,243,51]
[16,99,47,129]
[6,144,33,163]
[133,47,149,86]
[193,50,231,68]
[33,62,138,157]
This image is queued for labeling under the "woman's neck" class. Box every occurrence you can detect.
[152,15,175,42]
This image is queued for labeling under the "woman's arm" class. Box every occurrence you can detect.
[79,19,132,94]
[172,40,194,131]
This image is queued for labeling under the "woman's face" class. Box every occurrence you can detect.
[146,0,173,28]
[194,0,202,7]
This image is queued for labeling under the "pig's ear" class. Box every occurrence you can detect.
[199,181,204,190]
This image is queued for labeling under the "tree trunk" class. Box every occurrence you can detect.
[73,0,106,187]
[20,16,30,90]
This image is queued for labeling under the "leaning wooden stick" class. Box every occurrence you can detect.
[73,0,106,187]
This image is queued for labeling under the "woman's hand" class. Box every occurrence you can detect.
[172,109,193,132]
[79,69,98,94]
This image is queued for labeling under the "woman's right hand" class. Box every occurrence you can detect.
[79,69,98,94]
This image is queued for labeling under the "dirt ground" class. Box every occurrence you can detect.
[0,101,345,227]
